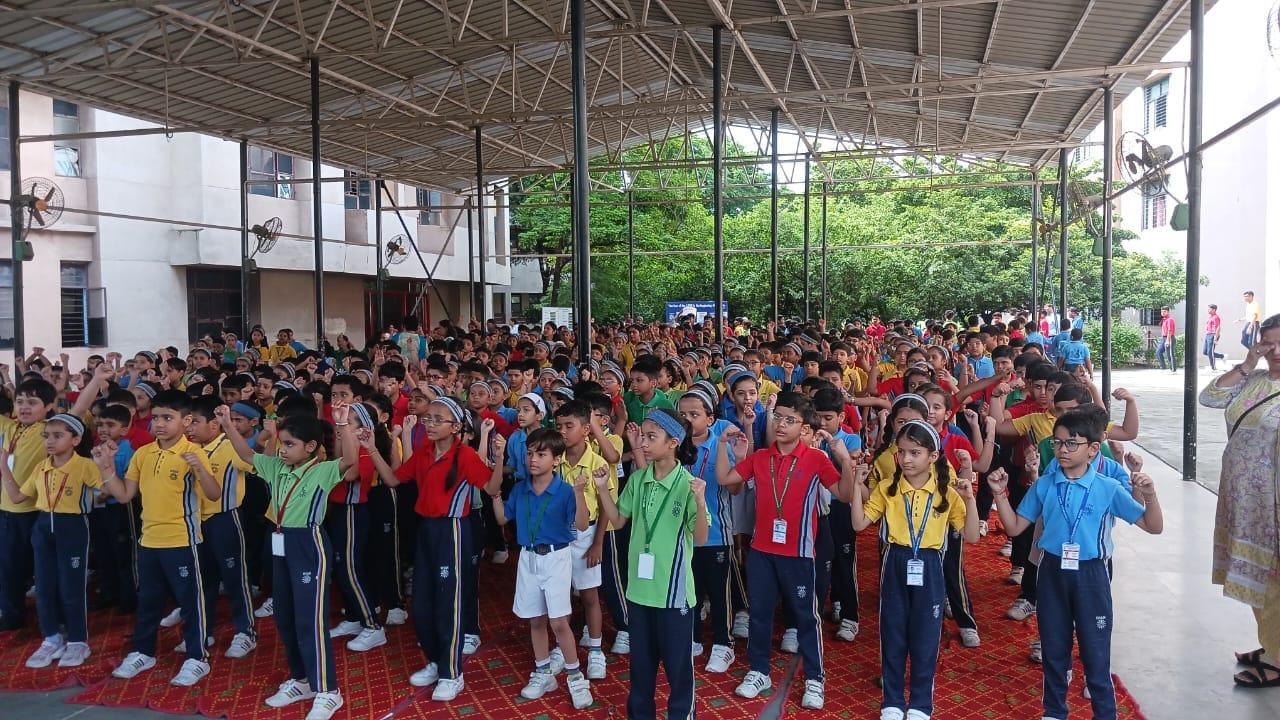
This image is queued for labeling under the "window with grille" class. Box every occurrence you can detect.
[61,264,89,347]
[1144,78,1169,133]
[344,171,373,210]
[0,264,13,349]
[248,146,294,199]
[1142,192,1167,230]
[187,268,242,342]
[418,189,442,226]
[53,101,81,177]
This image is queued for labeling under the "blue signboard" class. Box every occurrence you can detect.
[665,301,729,324]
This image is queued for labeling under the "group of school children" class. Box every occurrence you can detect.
[0,313,1164,720]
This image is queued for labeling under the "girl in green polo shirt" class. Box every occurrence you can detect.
[594,408,709,720]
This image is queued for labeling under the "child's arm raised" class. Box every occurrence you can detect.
[849,464,875,532]
[1108,388,1140,441]
[215,404,258,466]
[398,415,418,462]
[1131,471,1164,534]
[358,428,397,488]
[592,466,627,530]
[92,441,138,502]
[490,480,509,526]
[716,427,750,494]
[0,447,29,504]
[953,455,981,544]
[484,434,507,496]
[573,472,590,531]
[690,475,709,546]
[333,403,359,474]
[987,468,1032,536]
[182,451,221,501]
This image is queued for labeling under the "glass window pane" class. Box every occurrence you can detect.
[60,264,88,288]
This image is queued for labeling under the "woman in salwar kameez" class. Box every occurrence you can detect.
[1200,313,1280,687]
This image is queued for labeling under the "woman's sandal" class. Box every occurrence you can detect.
[1233,662,1280,688]
[1236,648,1267,667]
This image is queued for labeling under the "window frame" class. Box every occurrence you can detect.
[52,100,81,177]
[248,146,295,199]
[417,189,442,226]
[344,171,373,210]
[1143,77,1169,133]
[60,263,90,348]
[1141,192,1167,230]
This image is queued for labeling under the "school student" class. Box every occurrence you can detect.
[326,403,386,653]
[583,391,629,655]
[594,409,710,720]
[373,396,503,701]
[89,404,140,614]
[852,419,980,720]
[490,427,594,709]
[812,387,863,642]
[95,390,221,687]
[0,414,97,667]
[717,391,856,710]
[989,411,1163,720]
[215,402,359,720]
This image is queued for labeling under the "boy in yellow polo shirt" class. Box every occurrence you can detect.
[95,390,220,687]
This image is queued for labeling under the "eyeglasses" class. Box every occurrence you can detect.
[420,416,456,427]
[770,412,801,427]
[1046,438,1087,452]
[426,373,446,381]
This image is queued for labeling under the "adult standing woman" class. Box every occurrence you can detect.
[1199,313,1280,687]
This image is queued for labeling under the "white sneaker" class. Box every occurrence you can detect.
[1029,640,1043,663]
[706,644,734,673]
[329,620,362,638]
[836,619,859,642]
[959,628,981,648]
[491,550,509,564]
[266,679,316,707]
[732,611,750,639]
[254,598,274,618]
[431,675,464,701]
[800,679,825,709]
[880,709,906,720]
[520,671,557,699]
[566,673,593,710]
[26,637,66,668]
[160,607,184,628]
[347,627,387,652]
[548,647,565,675]
[1007,566,1025,585]
[170,658,211,686]
[1006,599,1036,621]
[586,649,606,679]
[59,642,91,668]
[692,642,705,657]
[610,630,630,655]
[780,628,799,654]
[461,634,481,656]
[979,520,989,537]
[906,711,931,720]
[226,633,257,659]
[385,608,408,626]
[409,662,440,687]
[999,541,1013,558]
[735,670,771,698]
[112,651,156,679]
[306,691,343,720]
[578,625,590,647]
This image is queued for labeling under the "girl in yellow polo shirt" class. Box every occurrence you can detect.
[0,414,99,669]
[851,419,980,720]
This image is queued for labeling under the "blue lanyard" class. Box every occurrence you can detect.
[1055,481,1091,544]
[902,492,934,559]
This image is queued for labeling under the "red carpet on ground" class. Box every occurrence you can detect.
[1,524,1147,719]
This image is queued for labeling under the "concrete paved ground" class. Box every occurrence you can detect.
[6,367,1277,719]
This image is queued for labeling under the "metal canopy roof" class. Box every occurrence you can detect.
[1,0,1198,191]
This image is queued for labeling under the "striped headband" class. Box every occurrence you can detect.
[901,418,942,450]
[489,378,509,395]
[551,387,575,401]
[519,392,546,415]
[683,388,715,413]
[645,409,687,444]
[136,382,157,399]
[48,413,85,438]
[137,351,158,363]
[427,384,447,399]
[430,397,465,422]
[601,367,625,383]
[351,403,375,429]
[279,362,296,378]
[273,380,299,394]
[539,367,558,378]
[893,393,929,409]
[470,381,491,394]
[230,402,262,419]
[693,380,720,404]
[727,370,758,390]
[785,342,802,355]
[354,369,374,384]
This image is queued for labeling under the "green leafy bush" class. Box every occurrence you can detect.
[1082,320,1146,367]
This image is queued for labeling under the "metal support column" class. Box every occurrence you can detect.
[570,0,591,363]
[1058,148,1069,316]
[1030,176,1040,310]
[467,190,475,315]
[375,179,385,333]
[770,107,780,321]
[1183,0,1205,481]
[238,141,250,338]
[712,25,724,341]
[475,126,487,321]
[309,57,325,348]
[821,182,829,320]
[627,187,634,318]
[803,157,811,320]
[7,82,23,357]
[1101,87,1115,408]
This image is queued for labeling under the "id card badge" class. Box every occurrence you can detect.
[1060,543,1080,571]
[771,519,788,544]
[271,532,285,557]
[637,552,656,580]
[906,558,925,587]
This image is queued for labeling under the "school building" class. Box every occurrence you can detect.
[1,89,514,364]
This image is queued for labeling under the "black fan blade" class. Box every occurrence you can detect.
[30,208,45,226]
[43,186,56,202]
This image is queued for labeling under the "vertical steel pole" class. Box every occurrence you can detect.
[375,179,385,334]
[770,107,780,322]
[239,141,250,338]
[712,25,725,341]
[570,0,591,363]
[1184,0,1205,481]
[821,182,829,320]
[475,126,487,321]
[803,157,811,320]
[1058,148,1069,317]
[1101,87,1115,408]
[627,188,634,318]
[467,195,475,317]
[310,57,325,349]
[1030,176,1040,311]
[8,82,24,357]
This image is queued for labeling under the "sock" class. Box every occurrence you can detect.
[589,636,602,650]
[535,658,550,674]
[564,661,583,679]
